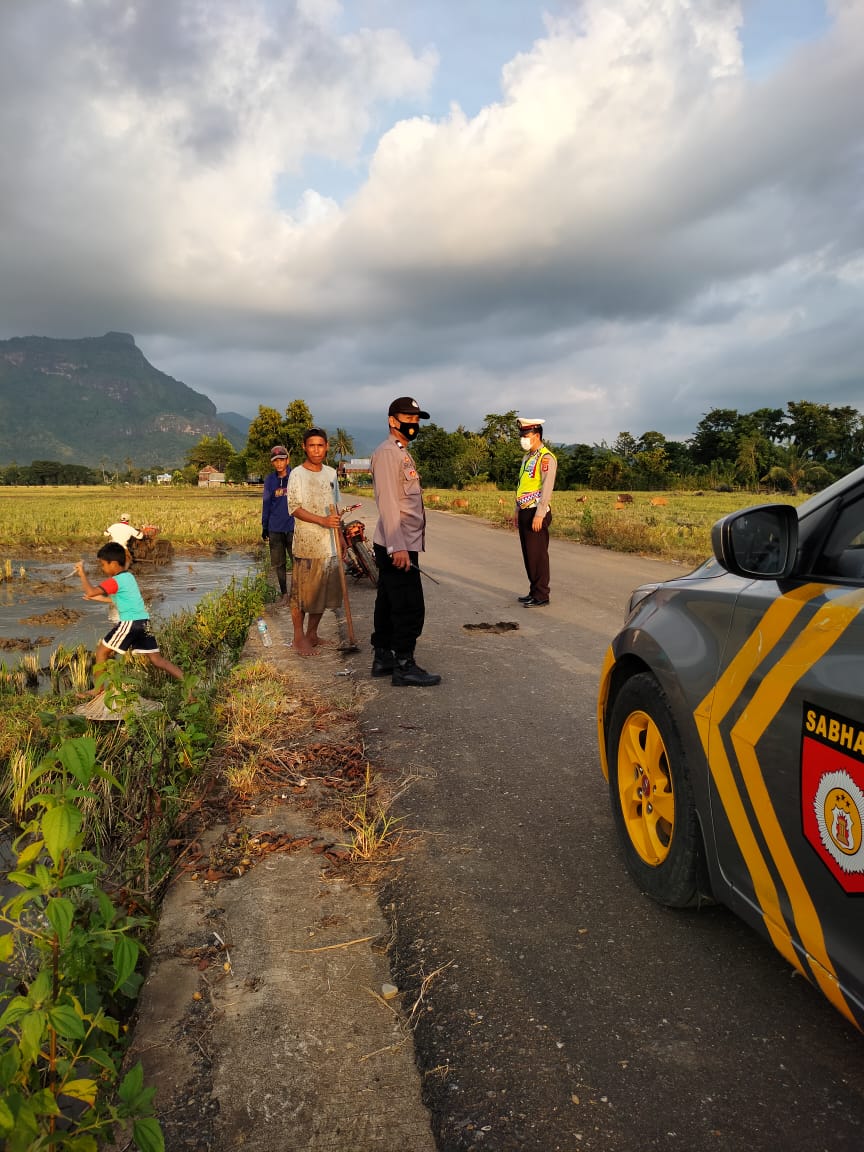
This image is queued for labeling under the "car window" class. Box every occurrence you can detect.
[810,494,864,583]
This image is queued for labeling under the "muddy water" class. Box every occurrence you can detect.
[0,551,258,660]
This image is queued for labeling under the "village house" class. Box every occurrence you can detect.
[198,465,226,488]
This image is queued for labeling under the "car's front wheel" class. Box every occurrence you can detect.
[607,672,708,908]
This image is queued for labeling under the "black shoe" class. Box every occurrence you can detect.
[392,659,441,687]
[517,593,533,603]
[371,648,395,677]
[523,597,549,607]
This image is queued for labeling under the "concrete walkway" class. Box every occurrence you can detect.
[127,605,436,1152]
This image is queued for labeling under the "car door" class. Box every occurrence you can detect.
[702,488,864,1028]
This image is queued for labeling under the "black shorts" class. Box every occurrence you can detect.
[103,619,159,655]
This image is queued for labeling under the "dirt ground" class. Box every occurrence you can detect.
[125,605,436,1152]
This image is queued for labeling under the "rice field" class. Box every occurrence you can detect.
[0,485,262,552]
[0,483,805,565]
[421,486,804,566]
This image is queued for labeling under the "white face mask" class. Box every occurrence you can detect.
[520,435,533,451]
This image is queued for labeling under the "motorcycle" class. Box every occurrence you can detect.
[339,505,378,587]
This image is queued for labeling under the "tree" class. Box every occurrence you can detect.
[589,452,626,490]
[785,401,862,471]
[762,447,830,495]
[412,424,460,487]
[612,432,639,467]
[245,401,315,477]
[559,444,597,488]
[225,454,250,484]
[480,410,519,444]
[332,427,354,466]
[689,408,742,467]
[453,435,490,486]
[185,433,236,471]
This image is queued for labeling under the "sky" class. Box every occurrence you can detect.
[1,0,861,450]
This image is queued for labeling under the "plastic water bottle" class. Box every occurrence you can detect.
[256,617,272,647]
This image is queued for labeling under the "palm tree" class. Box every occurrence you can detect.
[762,447,830,495]
[333,428,354,468]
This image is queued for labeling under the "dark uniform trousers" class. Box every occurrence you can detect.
[371,544,425,657]
[518,507,552,601]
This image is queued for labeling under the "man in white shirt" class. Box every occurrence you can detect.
[104,513,143,560]
[286,429,343,655]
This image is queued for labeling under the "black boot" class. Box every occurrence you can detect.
[392,654,441,687]
[371,647,395,677]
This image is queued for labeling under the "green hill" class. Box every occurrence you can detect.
[0,332,243,468]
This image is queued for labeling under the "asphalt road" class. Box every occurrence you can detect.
[346,498,864,1152]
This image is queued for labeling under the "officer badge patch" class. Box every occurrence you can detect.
[801,703,864,893]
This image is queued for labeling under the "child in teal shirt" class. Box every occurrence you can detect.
[74,542,184,693]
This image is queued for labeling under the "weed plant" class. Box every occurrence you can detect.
[0,568,270,1148]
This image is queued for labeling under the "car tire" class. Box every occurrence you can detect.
[607,672,708,908]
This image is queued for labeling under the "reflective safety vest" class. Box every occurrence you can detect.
[516,446,554,510]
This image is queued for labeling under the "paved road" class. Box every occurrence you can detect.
[346,499,864,1152]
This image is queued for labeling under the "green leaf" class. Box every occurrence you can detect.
[56,871,98,890]
[94,887,116,926]
[15,838,45,867]
[48,1003,86,1040]
[61,1078,98,1105]
[112,934,139,992]
[41,803,83,866]
[0,934,14,964]
[58,736,97,785]
[132,1115,165,1152]
[3,890,40,919]
[0,996,32,1029]
[119,1062,145,1104]
[28,1087,61,1116]
[81,1045,117,1073]
[46,896,75,944]
[0,1097,14,1134]
[28,969,52,1004]
[3,871,40,889]
[20,1009,47,1064]
[63,1135,100,1152]
[0,1045,21,1087]
[94,1013,120,1040]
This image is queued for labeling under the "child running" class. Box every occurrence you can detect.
[74,542,184,693]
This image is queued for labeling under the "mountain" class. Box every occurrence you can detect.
[0,332,244,468]
[217,411,252,437]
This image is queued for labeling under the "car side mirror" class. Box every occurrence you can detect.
[711,504,799,580]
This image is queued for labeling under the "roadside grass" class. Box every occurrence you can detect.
[423,487,804,566]
[210,660,404,863]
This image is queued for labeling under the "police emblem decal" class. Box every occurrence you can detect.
[802,703,864,893]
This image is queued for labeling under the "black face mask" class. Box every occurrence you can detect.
[394,420,419,440]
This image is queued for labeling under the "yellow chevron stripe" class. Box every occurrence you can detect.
[730,589,864,1026]
[695,585,827,974]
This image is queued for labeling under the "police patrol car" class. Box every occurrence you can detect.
[597,464,864,1030]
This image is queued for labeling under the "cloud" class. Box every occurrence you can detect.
[0,0,861,449]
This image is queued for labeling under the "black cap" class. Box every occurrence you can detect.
[388,396,430,419]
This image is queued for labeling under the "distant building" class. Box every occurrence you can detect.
[156,473,173,484]
[343,458,372,475]
[198,465,225,487]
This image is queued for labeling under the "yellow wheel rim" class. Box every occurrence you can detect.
[616,708,675,865]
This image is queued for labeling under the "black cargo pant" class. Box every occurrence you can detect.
[371,544,425,657]
[517,507,552,601]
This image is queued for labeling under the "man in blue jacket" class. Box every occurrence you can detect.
[261,444,295,605]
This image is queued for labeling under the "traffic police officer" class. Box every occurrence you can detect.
[514,417,557,606]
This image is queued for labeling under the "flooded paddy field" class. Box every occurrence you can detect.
[0,550,258,661]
